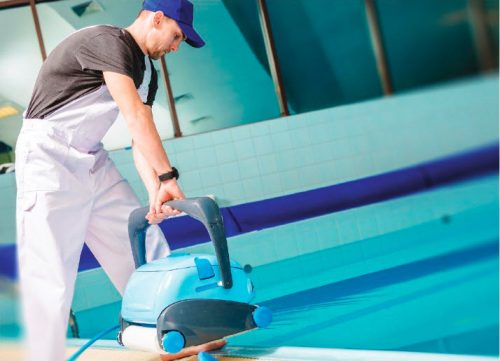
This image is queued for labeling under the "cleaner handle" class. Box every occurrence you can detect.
[128,197,233,289]
[128,206,150,268]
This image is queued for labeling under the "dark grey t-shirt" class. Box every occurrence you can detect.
[26,25,158,119]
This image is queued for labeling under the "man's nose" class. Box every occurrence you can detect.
[170,43,179,52]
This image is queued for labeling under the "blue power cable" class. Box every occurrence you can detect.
[66,324,119,361]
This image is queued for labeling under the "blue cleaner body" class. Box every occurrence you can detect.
[118,197,272,354]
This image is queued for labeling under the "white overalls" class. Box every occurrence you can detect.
[15,57,169,361]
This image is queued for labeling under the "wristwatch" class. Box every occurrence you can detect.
[158,167,179,182]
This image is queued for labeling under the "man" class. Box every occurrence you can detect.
[15,0,224,360]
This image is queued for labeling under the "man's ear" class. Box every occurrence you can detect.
[153,11,165,27]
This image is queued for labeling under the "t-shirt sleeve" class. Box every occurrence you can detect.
[146,59,158,106]
[75,33,135,79]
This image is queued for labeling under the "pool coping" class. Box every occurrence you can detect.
[64,340,498,361]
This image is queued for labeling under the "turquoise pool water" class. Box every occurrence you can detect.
[69,176,499,357]
[235,241,498,355]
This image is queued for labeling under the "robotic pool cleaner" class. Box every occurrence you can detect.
[118,197,272,354]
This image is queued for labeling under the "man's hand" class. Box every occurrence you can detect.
[159,339,226,361]
[155,178,185,213]
[146,179,185,224]
[146,204,180,224]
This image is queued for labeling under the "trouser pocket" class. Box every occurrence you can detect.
[19,131,70,192]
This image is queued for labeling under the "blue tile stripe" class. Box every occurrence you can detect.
[0,143,497,279]
[229,143,498,232]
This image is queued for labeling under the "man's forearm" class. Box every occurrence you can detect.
[128,106,173,175]
[102,71,174,175]
[132,140,160,198]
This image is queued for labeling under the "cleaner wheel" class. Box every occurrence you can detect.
[252,306,272,328]
[161,330,185,354]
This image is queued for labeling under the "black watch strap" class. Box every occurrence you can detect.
[158,167,179,182]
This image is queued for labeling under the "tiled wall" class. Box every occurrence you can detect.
[0,75,498,246]
[238,175,499,302]
[123,74,499,207]
[183,174,498,266]
[0,174,15,245]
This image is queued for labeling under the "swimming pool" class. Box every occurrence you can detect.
[68,174,498,357]
[236,238,498,355]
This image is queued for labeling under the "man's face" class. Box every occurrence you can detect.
[147,12,186,59]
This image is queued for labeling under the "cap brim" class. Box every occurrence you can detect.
[178,22,205,48]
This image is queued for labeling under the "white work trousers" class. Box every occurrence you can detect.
[15,120,170,361]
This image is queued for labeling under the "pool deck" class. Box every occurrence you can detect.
[1,342,497,361]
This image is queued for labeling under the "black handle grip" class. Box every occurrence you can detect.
[127,197,233,289]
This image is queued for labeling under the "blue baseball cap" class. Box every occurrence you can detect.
[142,0,205,48]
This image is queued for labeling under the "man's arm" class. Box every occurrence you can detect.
[103,71,184,214]
[132,137,158,197]
[131,130,182,223]
[104,71,172,174]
